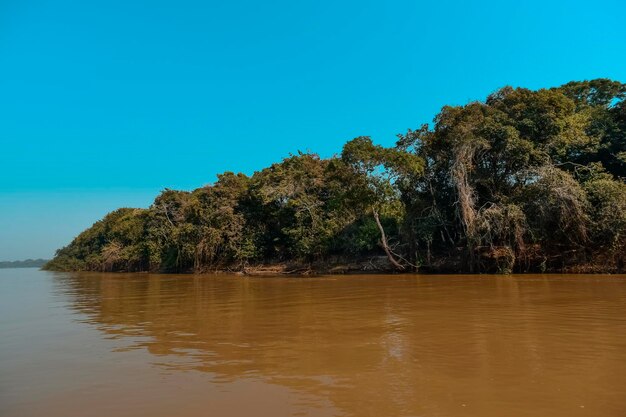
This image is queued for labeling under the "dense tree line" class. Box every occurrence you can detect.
[45,79,626,274]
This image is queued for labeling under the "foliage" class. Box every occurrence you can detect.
[46,79,626,273]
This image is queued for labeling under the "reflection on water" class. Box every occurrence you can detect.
[2,269,626,417]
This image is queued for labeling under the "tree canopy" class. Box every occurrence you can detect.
[45,79,626,274]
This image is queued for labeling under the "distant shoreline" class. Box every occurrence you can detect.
[0,259,49,269]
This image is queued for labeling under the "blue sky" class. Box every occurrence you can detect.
[1,0,625,259]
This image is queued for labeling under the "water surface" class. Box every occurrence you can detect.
[1,269,626,417]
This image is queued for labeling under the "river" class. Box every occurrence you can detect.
[1,268,626,416]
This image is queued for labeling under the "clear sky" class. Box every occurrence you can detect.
[1,0,625,260]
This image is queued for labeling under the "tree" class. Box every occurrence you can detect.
[46,78,626,274]
[341,137,423,270]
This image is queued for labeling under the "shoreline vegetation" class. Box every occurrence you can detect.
[45,80,626,275]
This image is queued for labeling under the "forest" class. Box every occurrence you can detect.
[45,79,626,274]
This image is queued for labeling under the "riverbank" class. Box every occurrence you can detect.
[45,251,625,275]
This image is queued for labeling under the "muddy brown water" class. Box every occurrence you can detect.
[1,269,626,417]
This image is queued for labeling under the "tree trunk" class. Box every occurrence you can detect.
[373,209,405,271]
